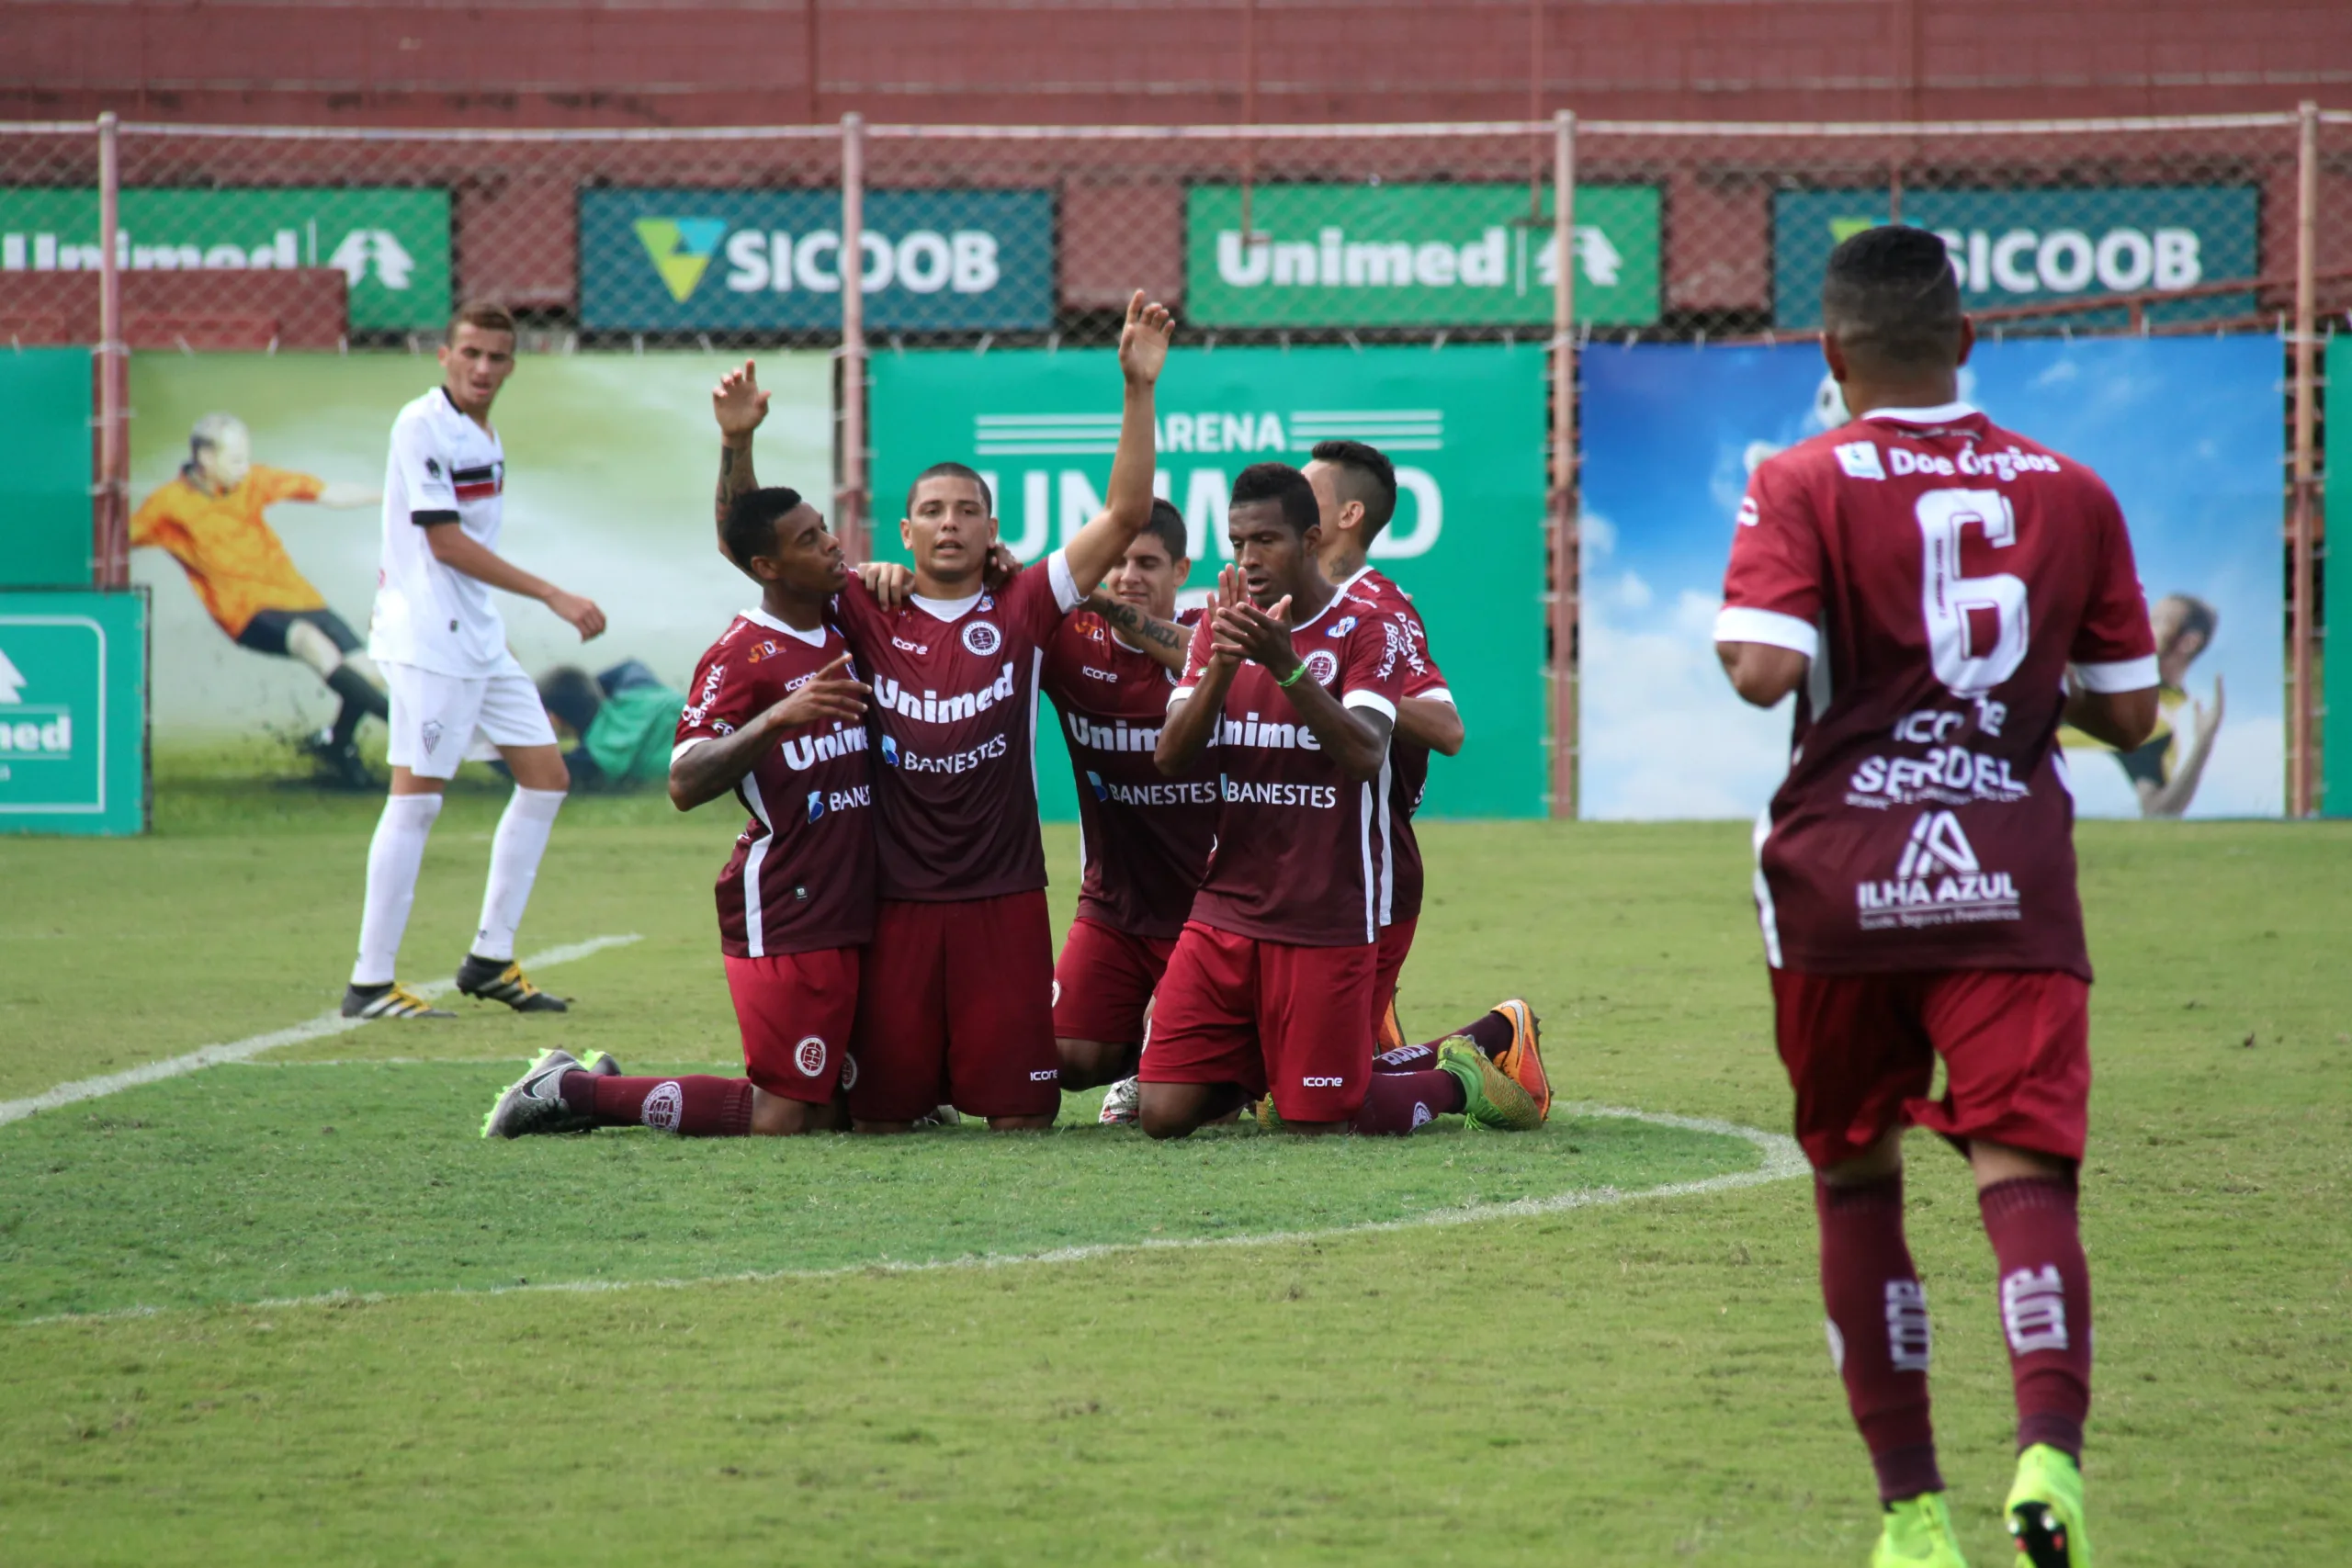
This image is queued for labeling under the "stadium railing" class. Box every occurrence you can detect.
[1,107,2339,815]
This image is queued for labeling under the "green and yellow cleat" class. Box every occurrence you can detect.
[2007,1445,2091,1568]
[1438,1040,1542,1131]
[1872,1491,1969,1566]
[481,1048,593,1139]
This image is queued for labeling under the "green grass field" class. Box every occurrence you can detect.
[2,754,2347,1564]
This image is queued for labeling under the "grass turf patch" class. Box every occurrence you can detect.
[0,1062,1764,1320]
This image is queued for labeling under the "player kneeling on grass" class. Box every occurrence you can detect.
[1717,224,2160,1568]
[1139,464,1543,1139]
[483,485,874,1139]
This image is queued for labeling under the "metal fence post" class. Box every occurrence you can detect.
[839,110,869,564]
[1549,108,1579,820]
[2291,100,2319,818]
[95,110,126,589]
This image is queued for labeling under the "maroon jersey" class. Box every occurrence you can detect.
[673,608,877,959]
[1719,401,2156,980]
[1174,580,1414,946]
[1342,567,1453,927]
[1043,607,1217,939]
[831,552,1083,902]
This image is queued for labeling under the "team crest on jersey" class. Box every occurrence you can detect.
[640,1080,684,1131]
[1303,649,1340,686]
[961,620,1003,656]
[794,1036,828,1078]
[424,457,442,479]
[1736,495,1761,527]
[1835,441,1886,480]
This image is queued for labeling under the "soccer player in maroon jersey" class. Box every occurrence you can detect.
[710,293,1175,1132]
[481,483,876,1139]
[1141,462,1541,1139]
[1038,499,1217,1105]
[1302,438,1549,1111]
[1716,225,2158,1568]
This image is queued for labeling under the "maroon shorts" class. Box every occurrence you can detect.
[1141,920,1377,1122]
[849,890,1059,1122]
[1053,917,1176,1045]
[1372,916,1419,1041]
[1770,967,2091,1169]
[724,947,861,1104]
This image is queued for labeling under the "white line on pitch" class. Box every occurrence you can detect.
[0,934,644,1129]
[8,1105,1808,1327]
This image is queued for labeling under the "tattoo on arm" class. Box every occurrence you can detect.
[1096,598,1184,650]
[715,442,761,529]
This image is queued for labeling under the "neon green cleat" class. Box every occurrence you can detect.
[1872,1492,1969,1567]
[2007,1445,2091,1568]
[1437,1040,1542,1131]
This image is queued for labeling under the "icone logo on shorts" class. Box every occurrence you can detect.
[1028,1068,1058,1082]
[960,620,1003,657]
[794,1035,828,1077]
[1301,1076,1345,1088]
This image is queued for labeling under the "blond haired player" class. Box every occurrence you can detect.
[341,301,608,1021]
[131,412,386,785]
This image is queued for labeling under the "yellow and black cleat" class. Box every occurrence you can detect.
[455,954,570,1013]
[341,981,454,1020]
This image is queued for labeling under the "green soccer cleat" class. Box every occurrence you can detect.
[576,1050,625,1077]
[2007,1445,2091,1568]
[455,954,570,1013]
[1437,1039,1542,1131]
[1872,1492,1969,1566]
[481,1048,592,1139]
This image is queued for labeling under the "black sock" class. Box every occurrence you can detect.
[1457,1010,1516,1058]
[326,664,388,747]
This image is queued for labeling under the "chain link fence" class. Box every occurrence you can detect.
[2,107,2341,811]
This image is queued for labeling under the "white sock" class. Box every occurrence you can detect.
[352,793,444,987]
[471,786,565,962]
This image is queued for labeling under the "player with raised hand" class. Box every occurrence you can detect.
[716,291,1175,1132]
[1142,463,1541,1140]
[1717,224,2158,1568]
[482,484,874,1139]
[1302,438,1549,1114]
[342,301,607,1022]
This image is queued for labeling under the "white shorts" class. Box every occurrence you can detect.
[382,659,558,780]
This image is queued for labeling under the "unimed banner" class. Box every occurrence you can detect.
[870,344,1548,819]
[1578,334,2282,820]
[1185,184,1661,328]
[580,188,1055,333]
[127,352,835,745]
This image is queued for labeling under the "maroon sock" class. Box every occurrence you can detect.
[562,1072,755,1137]
[1349,1069,1464,1134]
[1371,1010,1517,1075]
[1979,1174,2092,1461]
[1816,1173,1944,1503]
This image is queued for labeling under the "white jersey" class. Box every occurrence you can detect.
[368,386,515,677]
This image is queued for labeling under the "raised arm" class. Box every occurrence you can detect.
[1061,293,1174,593]
[712,359,769,544]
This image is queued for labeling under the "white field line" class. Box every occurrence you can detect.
[11,1103,1807,1328]
[0,935,643,1129]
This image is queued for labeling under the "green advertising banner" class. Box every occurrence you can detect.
[0,188,452,333]
[1774,186,2261,329]
[0,347,91,588]
[870,344,1548,819]
[1185,184,1660,328]
[2325,336,2349,818]
[0,589,148,835]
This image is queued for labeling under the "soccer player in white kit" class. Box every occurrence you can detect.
[341,302,609,1020]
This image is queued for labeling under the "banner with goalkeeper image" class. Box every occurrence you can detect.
[127,351,835,787]
[1577,333,2282,820]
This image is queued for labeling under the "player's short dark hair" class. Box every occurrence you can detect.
[2159,592,2219,649]
[1228,462,1319,537]
[537,665,602,737]
[905,461,993,519]
[722,485,807,567]
[1138,498,1190,564]
[1820,225,1963,372]
[1309,439,1397,539]
[448,299,516,343]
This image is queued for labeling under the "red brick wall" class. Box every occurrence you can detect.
[5,0,2344,129]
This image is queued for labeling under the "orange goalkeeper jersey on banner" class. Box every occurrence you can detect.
[130,465,330,637]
